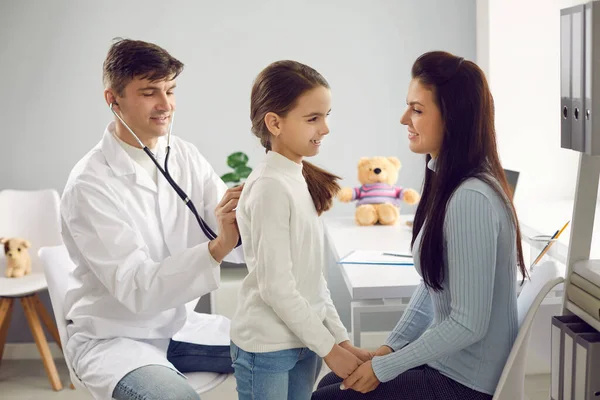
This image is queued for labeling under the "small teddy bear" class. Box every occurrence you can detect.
[338,157,420,226]
[1,237,32,278]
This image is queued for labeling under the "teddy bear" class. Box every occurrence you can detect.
[1,237,32,278]
[338,157,421,226]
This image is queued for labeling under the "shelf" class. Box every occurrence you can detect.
[566,300,600,332]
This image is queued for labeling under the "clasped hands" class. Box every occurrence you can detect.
[323,341,394,394]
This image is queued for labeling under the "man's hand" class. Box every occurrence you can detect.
[208,185,243,262]
[339,340,373,363]
[341,360,380,393]
[324,343,363,379]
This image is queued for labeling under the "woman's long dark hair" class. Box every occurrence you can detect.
[410,51,526,291]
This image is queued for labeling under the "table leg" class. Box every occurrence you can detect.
[350,301,362,347]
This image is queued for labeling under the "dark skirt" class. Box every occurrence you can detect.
[311,365,493,400]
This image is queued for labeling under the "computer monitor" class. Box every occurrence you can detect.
[503,169,520,200]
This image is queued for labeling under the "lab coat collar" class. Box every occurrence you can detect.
[101,121,168,192]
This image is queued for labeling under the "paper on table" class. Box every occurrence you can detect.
[337,250,414,266]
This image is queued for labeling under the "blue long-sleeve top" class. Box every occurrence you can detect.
[371,160,519,395]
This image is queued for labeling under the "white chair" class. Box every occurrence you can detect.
[39,244,230,398]
[493,261,565,400]
[0,189,64,391]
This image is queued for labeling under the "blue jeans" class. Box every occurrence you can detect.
[231,341,319,400]
[112,340,233,400]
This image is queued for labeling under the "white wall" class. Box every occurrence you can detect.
[0,0,475,216]
[0,0,476,342]
[476,0,490,76]
[487,0,583,208]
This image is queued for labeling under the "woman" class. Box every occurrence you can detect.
[312,51,527,400]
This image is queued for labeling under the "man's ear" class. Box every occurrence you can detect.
[104,89,119,108]
[264,112,282,137]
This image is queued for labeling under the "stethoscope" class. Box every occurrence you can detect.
[109,102,241,248]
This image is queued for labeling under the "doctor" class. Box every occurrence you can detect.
[60,38,243,400]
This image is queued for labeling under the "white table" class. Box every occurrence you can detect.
[323,209,571,348]
[323,215,421,346]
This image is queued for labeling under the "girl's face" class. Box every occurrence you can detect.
[400,78,444,159]
[267,86,331,163]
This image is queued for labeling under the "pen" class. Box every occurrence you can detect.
[382,252,413,258]
[531,221,570,269]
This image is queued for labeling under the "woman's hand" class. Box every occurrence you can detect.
[341,360,380,393]
[372,345,394,357]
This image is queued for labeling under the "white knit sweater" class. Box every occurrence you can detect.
[230,151,349,357]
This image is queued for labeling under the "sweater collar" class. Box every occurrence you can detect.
[427,157,437,172]
[265,151,305,182]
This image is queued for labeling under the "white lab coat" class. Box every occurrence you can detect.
[60,122,244,400]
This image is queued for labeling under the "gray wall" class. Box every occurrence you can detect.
[1,0,475,343]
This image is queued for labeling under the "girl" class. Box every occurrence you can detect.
[230,60,369,400]
[312,51,527,400]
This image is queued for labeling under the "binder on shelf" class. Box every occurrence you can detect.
[573,333,600,400]
[552,315,585,400]
[571,272,600,299]
[567,284,600,322]
[563,322,597,400]
[573,260,600,288]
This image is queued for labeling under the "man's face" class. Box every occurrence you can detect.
[109,76,177,144]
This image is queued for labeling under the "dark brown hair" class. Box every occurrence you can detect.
[410,51,527,291]
[103,38,184,96]
[250,60,340,215]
